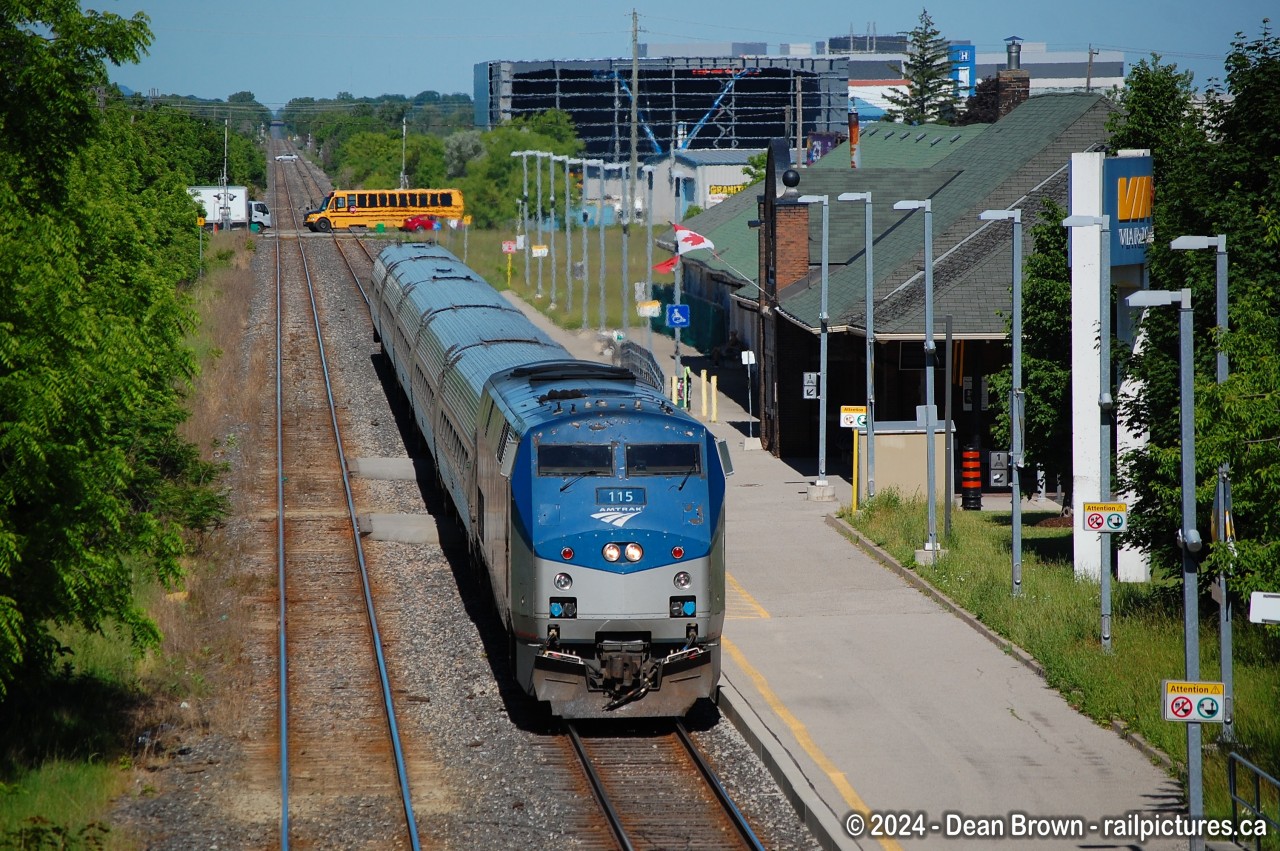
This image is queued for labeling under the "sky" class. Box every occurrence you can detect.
[108,1,1272,110]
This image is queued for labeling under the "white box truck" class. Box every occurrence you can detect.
[189,186,272,230]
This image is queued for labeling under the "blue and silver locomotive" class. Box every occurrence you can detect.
[370,243,731,718]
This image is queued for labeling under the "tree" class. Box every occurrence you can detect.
[1108,32,1280,595]
[1,5,224,699]
[743,151,769,184]
[882,9,959,125]
[957,76,999,125]
[987,201,1075,505]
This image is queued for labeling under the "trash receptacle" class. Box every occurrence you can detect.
[376,222,385,233]
[250,222,260,233]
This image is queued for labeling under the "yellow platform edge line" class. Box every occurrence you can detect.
[722,636,905,851]
[726,572,771,619]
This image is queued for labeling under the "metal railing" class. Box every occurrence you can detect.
[620,340,665,391]
[1228,751,1280,850]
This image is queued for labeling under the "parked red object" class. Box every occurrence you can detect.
[402,214,439,232]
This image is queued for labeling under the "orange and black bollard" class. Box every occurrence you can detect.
[961,445,983,510]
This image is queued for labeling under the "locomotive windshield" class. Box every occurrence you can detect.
[625,443,702,476]
[537,443,614,476]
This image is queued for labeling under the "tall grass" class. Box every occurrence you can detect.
[844,491,1280,844]
[373,223,675,332]
[0,228,259,846]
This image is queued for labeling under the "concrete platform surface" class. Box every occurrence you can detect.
[503,292,1192,850]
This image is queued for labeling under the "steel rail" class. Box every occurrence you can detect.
[566,722,636,851]
[675,721,767,851]
[273,147,422,851]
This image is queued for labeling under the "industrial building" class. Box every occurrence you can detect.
[473,55,850,160]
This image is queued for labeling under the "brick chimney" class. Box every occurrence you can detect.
[997,36,1030,118]
[775,200,811,289]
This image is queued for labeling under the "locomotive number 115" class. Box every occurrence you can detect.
[595,487,646,505]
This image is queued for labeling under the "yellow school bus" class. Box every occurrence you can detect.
[304,188,464,232]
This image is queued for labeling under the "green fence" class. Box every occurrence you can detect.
[649,284,726,354]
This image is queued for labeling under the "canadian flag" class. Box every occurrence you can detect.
[652,255,678,275]
[673,223,715,254]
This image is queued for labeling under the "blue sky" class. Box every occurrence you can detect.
[108,1,1271,109]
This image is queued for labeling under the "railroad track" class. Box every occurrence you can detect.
[565,720,767,851]
[267,141,421,849]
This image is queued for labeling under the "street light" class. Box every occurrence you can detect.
[1063,213,1113,651]
[1171,232,1232,743]
[1126,287,1203,837]
[589,159,607,332]
[533,151,547,299]
[509,151,533,293]
[980,208,1024,597]
[838,191,875,501]
[602,162,626,333]
[894,198,938,557]
[641,164,656,354]
[550,154,567,308]
[799,194,831,494]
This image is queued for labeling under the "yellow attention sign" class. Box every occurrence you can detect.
[1082,502,1127,513]
[1165,681,1224,696]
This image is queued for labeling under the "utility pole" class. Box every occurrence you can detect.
[1086,45,1098,93]
[399,116,408,189]
[626,8,640,337]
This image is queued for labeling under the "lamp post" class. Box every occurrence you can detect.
[1125,287,1203,850]
[838,191,875,500]
[895,199,937,557]
[1171,233,1232,743]
[550,154,565,308]
[534,151,546,299]
[579,159,591,330]
[510,151,533,293]
[1063,214,1113,651]
[602,162,626,332]
[641,164,656,353]
[981,208,1024,596]
[591,159,607,332]
[620,161,631,337]
[799,194,831,494]
[563,156,578,313]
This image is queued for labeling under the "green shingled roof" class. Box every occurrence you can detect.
[676,92,1112,339]
[810,121,988,170]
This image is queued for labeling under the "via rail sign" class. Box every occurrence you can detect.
[1082,501,1128,533]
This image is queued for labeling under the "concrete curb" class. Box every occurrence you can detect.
[716,679,863,851]
[823,513,1183,778]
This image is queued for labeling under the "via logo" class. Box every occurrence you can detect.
[1116,175,1153,221]
[591,507,643,527]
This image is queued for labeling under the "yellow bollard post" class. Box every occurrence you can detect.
[506,253,512,288]
[670,374,678,403]
[711,375,718,422]
[700,369,708,419]
[852,430,860,512]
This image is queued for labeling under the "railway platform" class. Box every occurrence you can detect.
[503,293,1204,851]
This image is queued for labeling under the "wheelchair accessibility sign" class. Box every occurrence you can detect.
[1082,502,1128,533]
[1162,680,1226,724]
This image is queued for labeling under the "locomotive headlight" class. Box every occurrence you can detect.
[553,572,573,591]
[673,571,692,589]
[624,542,643,562]
[602,543,622,562]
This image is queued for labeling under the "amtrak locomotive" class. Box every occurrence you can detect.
[369,243,731,718]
